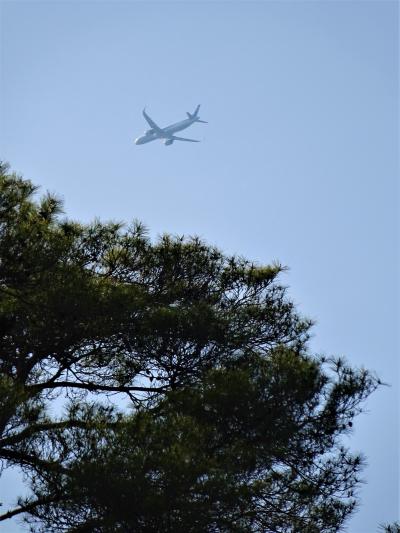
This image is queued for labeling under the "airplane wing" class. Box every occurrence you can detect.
[171,136,200,142]
[142,108,164,134]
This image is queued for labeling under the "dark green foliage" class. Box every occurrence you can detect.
[380,523,400,533]
[0,164,379,532]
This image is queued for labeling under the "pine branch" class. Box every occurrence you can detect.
[0,448,67,473]
[0,419,114,447]
[0,496,57,521]
[27,380,167,394]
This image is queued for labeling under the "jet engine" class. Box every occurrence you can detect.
[164,139,174,146]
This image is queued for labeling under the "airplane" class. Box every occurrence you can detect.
[134,105,207,146]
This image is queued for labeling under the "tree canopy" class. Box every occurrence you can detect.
[0,163,379,532]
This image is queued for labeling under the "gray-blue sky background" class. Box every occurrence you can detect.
[0,1,398,531]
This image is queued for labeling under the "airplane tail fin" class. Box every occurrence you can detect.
[186,105,207,123]
[187,105,201,119]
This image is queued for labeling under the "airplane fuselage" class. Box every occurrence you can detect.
[135,118,196,145]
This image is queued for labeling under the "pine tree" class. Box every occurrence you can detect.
[0,164,379,532]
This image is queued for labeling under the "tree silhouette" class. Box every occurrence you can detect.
[0,163,380,532]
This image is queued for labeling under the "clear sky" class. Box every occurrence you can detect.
[0,1,398,531]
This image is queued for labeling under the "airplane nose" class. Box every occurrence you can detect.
[134,138,141,145]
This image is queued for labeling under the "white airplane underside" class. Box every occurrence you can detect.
[134,105,207,146]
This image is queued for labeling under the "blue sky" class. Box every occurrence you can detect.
[0,1,398,531]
